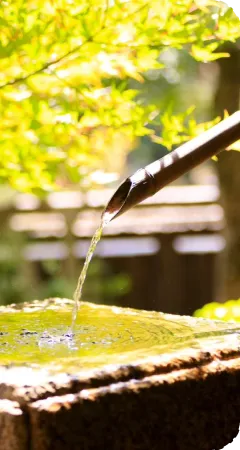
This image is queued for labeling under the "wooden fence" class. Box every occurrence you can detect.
[0,184,226,314]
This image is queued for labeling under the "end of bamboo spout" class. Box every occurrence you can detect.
[102,178,132,223]
[103,168,156,223]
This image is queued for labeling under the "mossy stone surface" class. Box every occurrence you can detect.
[0,298,240,450]
[0,297,240,374]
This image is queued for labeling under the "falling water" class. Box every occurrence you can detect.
[70,213,111,331]
[70,224,103,331]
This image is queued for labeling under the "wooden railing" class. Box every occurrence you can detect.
[0,184,225,314]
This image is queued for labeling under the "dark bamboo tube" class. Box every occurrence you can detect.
[103,111,240,222]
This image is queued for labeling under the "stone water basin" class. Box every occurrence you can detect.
[0,298,240,450]
[2,297,239,372]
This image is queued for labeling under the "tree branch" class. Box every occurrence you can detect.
[0,2,148,90]
[0,39,93,90]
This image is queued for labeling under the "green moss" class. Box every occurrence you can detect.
[0,300,239,374]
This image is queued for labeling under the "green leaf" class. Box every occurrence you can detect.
[0,0,239,193]
[191,44,229,62]
[227,140,240,151]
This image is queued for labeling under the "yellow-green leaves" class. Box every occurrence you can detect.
[226,140,240,151]
[0,0,239,193]
[191,43,229,62]
[194,299,240,322]
[152,107,221,150]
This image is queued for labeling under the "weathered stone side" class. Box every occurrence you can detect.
[0,400,28,450]
[28,358,240,450]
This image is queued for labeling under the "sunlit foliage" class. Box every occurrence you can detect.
[194,299,240,322]
[0,0,239,193]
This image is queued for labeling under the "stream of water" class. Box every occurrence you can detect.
[70,222,104,331]
[70,209,113,331]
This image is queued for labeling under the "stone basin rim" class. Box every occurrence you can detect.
[0,298,240,405]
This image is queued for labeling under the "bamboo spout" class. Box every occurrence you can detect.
[103,111,240,222]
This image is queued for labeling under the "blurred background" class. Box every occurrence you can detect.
[1,43,239,320]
